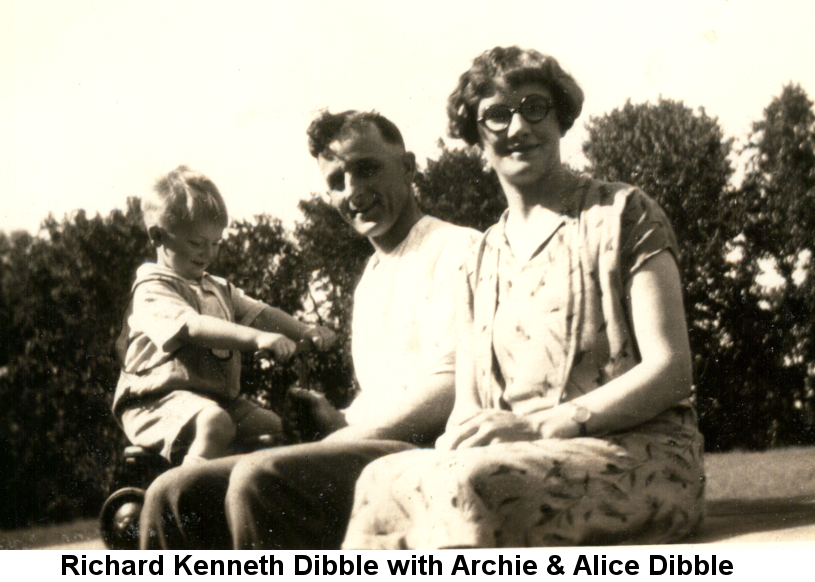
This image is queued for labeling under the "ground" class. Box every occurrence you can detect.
[1,447,815,549]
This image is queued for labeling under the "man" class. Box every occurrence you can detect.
[139,110,478,549]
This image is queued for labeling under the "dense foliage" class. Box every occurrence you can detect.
[0,201,152,528]
[729,84,815,448]
[584,94,815,450]
[414,142,506,231]
[2,86,815,527]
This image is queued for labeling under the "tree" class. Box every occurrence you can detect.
[212,215,306,317]
[739,84,815,261]
[0,203,329,526]
[584,98,732,249]
[0,200,152,527]
[208,215,317,422]
[732,84,815,447]
[294,197,373,332]
[292,196,373,409]
[414,142,505,232]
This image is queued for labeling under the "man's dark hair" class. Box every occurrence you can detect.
[307,110,405,158]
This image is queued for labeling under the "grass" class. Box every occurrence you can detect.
[704,446,815,501]
[0,519,100,550]
[2,447,815,549]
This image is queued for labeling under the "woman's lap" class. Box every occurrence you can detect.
[342,422,705,549]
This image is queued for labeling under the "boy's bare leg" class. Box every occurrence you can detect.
[234,407,284,448]
[184,404,237,463]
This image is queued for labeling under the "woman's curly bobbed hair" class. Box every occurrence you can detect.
[447,46,584,145]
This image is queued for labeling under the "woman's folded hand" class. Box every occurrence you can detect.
[436,410,538,450]
[436,405,583,450]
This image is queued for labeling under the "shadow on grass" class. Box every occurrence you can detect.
[3,447,815,548]
[686,497,815,543]
[0,519,100,550]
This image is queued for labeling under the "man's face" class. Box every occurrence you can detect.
[317,123,414,242]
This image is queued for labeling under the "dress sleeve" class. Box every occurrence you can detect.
[130,280,197,353]
[618,189,680,283]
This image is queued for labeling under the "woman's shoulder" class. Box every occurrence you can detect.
[577,176,670,229]
[577,176,679,270]
[578,176,650,211]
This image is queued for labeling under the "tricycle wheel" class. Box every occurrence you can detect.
[100,487,144,550]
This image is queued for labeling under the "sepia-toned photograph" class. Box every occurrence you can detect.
[1,0,815,555]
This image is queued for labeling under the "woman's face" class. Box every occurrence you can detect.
[477,81,562,187]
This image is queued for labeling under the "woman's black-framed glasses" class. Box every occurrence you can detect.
[478,94,553,133]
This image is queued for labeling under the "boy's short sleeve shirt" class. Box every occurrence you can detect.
[113,263,265,415]
[130,266,265,354]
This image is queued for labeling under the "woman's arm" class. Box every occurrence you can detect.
[439,250,691,448]
[544,250,692,436]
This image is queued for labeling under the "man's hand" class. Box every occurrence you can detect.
[288,387,347,435]
[303,325,338,351]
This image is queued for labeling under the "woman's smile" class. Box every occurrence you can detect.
[506,141,541,155]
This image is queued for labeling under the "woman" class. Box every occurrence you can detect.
[341,46,705,549]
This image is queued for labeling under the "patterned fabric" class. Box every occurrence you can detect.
[454,177,683,421]
[343,409,704,548]
[341,178,705,549]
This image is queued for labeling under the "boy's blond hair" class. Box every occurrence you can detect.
[143,165,229,231]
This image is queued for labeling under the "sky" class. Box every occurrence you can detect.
[2,0,814,235]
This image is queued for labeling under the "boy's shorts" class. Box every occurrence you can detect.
[121,391,260,461]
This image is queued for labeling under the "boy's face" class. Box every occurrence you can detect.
[153,219,224,281]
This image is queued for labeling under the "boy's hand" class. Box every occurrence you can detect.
[257,334,298,363]
[304,325,338,351]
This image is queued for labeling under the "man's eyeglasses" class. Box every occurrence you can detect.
[478,94,553,133]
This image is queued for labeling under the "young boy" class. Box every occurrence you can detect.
[113,165,336,465]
